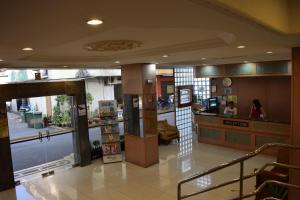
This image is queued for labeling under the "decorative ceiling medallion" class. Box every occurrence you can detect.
[84,40,143,52]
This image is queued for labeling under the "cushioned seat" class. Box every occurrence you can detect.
[158,120,179,144]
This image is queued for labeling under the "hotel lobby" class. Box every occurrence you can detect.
[1,1,300,200]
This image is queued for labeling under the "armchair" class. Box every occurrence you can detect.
[157,120,179,144]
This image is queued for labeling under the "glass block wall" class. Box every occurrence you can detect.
[194,77,211,102]
[174,67,194,158]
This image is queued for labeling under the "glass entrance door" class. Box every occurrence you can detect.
[7,95,77,183]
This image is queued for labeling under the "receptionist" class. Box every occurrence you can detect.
[224,101,238,116]
[249,99,266,119]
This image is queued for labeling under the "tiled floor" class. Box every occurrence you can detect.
[0,140,274,200]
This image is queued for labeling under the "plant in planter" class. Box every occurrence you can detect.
[62,111,71,127]
[52,95,72,127]
[86,92,94,117]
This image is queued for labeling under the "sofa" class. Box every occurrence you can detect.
[157,120,179,144]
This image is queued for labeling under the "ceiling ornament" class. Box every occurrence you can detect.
[84,40,143,52]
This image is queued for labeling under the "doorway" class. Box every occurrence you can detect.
[0,80,91,191]
[7,95,77,183]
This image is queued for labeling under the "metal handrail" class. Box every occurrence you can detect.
[177,143,300,200]
[230,180,300,200]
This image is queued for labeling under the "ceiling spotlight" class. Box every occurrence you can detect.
[87,19,103,26]
[0,59,3,62]
[22,47,33,51]
[162,54,169,58]
[201,57,206,60]
[63,66,68,68]
[266,51,273,54]
[115,61,120,64]
[237,45,245,49]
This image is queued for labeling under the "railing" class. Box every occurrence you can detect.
[177,143,300,200]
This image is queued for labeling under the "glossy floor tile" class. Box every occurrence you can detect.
[0,140,274,200]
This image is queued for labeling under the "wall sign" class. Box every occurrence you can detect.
[78,104,87,116]
[177,85,193,108]
[223,120,249,128]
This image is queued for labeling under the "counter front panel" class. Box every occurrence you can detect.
[194,114,290,153]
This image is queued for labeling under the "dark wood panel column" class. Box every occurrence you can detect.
[65,81,91,167]
[122,63,159,167]
[290,47,300,199]
[0,102,14,191]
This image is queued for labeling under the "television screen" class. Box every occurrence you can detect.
[209,97,218,108]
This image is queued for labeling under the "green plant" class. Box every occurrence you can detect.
[93,140,100,147]
[86,92,94,114]
[62,111,71,125]
[52,105,62,125]
[52,95,71,126]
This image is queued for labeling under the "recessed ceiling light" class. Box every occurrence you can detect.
[237,45,246,49]
[266,51,273,54]
[162,54,169,58]
[115,61,120,64]
[0,59,3,62]
[243,61,248,63]
[63,66,68,68]
[201,57,206,60]
[87,19,103,26]
[22,47,33,51]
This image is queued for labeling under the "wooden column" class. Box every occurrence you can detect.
[290,47,300,199]
[122,63,159,167]
[0,102,14,191]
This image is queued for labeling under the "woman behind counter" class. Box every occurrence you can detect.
[249,99,266,119]
[224,101,238,116]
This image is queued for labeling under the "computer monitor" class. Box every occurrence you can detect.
[208,97,218,111]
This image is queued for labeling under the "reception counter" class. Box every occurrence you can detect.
[193,112,290,153]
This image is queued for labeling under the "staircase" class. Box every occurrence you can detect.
[177,143,300,200]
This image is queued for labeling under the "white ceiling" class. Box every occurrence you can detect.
[0,0,300,68]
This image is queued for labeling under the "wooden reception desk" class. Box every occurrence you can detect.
[193,112,290,153]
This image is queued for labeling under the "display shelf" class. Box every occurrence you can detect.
[99,100,122,164]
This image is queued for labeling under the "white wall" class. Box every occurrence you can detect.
[85,78,115,112]
[28,97,47,115]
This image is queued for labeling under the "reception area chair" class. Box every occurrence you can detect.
[157,120,179,144]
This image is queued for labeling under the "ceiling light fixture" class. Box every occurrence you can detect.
[237,45,245,49]
[201,57,206,60]
[63,66,68,68]
[162,54,169,58]
[87,19,103,26]
[0,59,3,62]
[115,61,120,64]
[243,61,248,63]
[266,51,273,54]
[22,47,33,51]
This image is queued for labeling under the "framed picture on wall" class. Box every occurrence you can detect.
[177,85,193,108]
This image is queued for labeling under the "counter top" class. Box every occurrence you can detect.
[193,111,290,125]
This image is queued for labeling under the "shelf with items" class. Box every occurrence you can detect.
[99,100,122,164]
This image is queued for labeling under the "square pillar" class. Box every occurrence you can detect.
[0,102,14,191]
[122,63,158,167]
[290,47,300,199]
